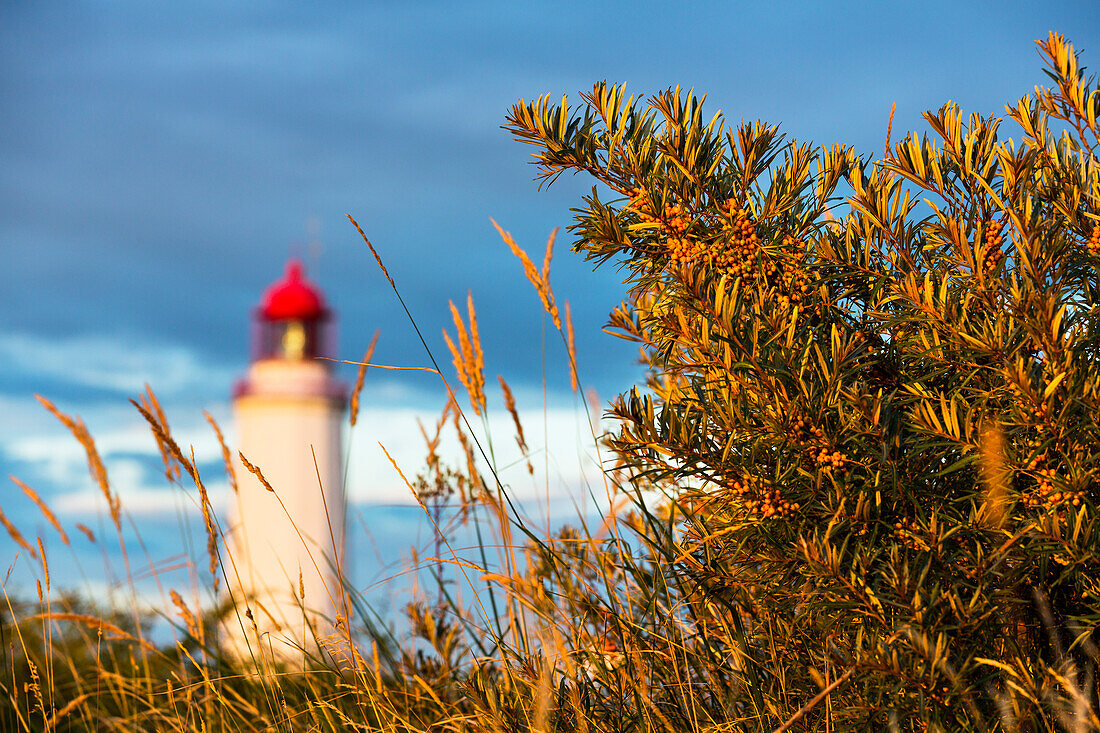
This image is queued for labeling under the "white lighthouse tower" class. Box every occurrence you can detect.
[227,258,347,663]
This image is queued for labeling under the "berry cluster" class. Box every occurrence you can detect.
[626,189,705,267]
[889,324,910,342]
[626,187,650,214]
[774,236,812,309]
[710,201,767,279]
[893,516,927,550]
[791,418,852,474]
[1087,225,1100,258]
[652,201,690,234]
[791,415,825,443]
[816,448,847,470]
[1021,474,1085,511]
[1021,452,1085,510]
[626,188,660,228]
[626,192,812,312]
[849,330,878,351]
[978,220,1005,270]
[1026,451,1048,471]
[727,474,799,520]
[1008,379,1047,423]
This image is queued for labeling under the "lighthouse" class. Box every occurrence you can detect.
[227,259,347,662]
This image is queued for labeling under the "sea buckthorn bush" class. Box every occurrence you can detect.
[505,31,1100,729]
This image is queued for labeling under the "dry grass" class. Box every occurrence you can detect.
[494,220,562,331]
[36,395,119,531]
[11,478,69,547]
[237,451,274,494]
[0,219,656,732]
[204,409,238,495]
[0,503,37,560]
[349,329,380,427]
[442,293,486,416]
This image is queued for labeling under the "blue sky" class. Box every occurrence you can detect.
[2,1,1098,600]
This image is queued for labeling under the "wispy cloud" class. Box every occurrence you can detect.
[3,375,609,521]
[0,331,235,397]
[346,400,609,509]
[51,455,231,517]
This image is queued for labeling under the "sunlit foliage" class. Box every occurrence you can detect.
[504,30,1100,730]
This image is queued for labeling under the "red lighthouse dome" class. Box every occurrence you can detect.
[260,259,328,321]
[245,258,336,366]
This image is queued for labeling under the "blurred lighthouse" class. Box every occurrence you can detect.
[227,259,347,661]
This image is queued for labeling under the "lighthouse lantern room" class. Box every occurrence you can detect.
[249,259,335,363]
[227,258,348,663]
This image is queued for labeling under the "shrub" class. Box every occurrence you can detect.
[502,30,1100,730]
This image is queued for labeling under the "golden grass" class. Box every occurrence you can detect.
[498,376,534,478]
[35,538,48,591]
[32,613,156,652]
[417,399,451,476]
[564,300,577,392]
[74,523,95,543]
[450,400,481,494]
[347,214,395,289]
[170,589,201,641]
[237,451,274,493]
[494,219,562,331]
[36,394,119,531]
[442,293,486,417]
[204,409,238,495]
[10,476,68,547]
[884,100,896,159]
[0,502,37,560]
[349,329,380,427]
[143,384,181,482]
[44,693,89,730]
[133,396,220,589]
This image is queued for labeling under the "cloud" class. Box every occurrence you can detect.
[4,396,231,484]
[0,324,610,524]
[0,331,236,398]
[3,368,612,527]
[12,400,611,518]
[46,455,231,517]
[346,399,611,510]
[1,387,236,537]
